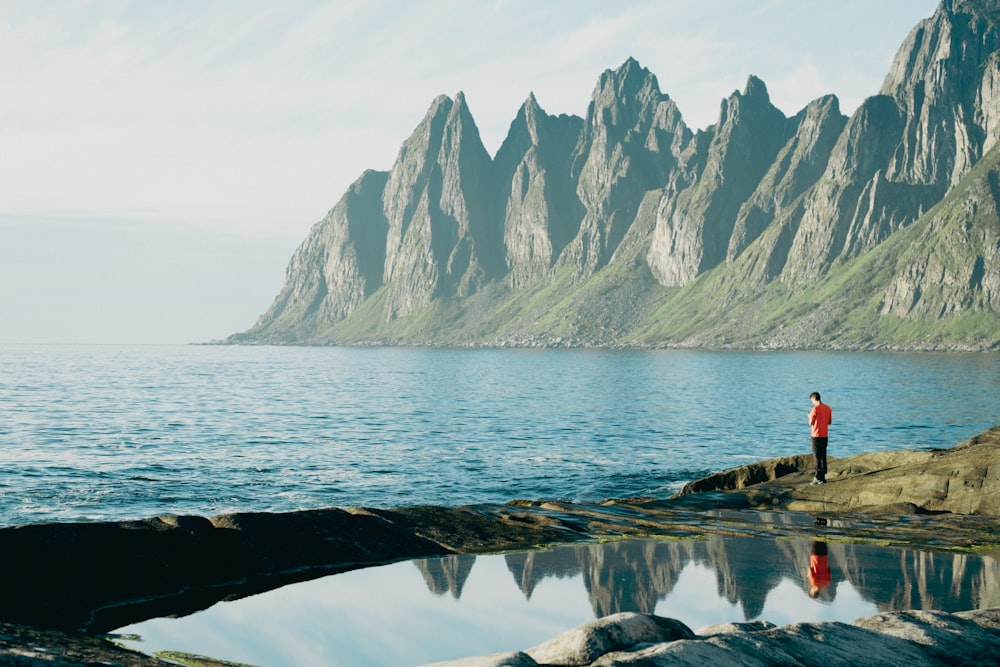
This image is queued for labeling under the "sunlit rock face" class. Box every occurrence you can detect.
[234,1,1000,351]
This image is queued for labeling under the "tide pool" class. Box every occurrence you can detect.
[114,534,1000,666]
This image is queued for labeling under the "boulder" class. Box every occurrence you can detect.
[695,620,777,636]
[426,608,1000,666]
[525,612,694,665]
[852,609,1000,664]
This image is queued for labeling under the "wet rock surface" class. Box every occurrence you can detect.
[0,426,996,665]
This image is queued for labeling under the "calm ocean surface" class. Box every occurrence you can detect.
[1,344,997,527]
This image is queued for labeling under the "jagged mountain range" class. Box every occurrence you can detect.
[230,0,1000,350]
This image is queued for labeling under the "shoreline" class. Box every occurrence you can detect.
[0,426,997,664]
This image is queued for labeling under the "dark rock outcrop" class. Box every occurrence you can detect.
[0,506,572,635]
[0,622,167,666]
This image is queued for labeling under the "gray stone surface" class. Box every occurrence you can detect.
[426,608,1000,666]
[852,609,1000,664]
[525,612,694,665]
[694,620,777,636]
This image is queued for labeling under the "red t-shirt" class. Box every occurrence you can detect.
[809,403,832,437]
[809,553,831,590]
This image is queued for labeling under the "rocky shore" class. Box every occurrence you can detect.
[0,426,997,666]
[426,608,1000,666]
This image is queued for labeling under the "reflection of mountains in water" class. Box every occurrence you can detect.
[414,534,1000,620]
[413,554,477,598]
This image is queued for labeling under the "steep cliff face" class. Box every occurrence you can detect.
[493,94,584,289]
[775,0,1000,283]
[232,0,1000,351]
[725,94,847,288]
[773,0,1000,284]
[234,169,389,342]
[880,0,1000,187]
[779,94,909,283]
[880,141,1000,324]
[381,93,499,319]
[559,58,692,277]
[647,76,790,286]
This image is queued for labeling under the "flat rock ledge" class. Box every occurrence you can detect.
[678,425,1000,516]
[0,427,997,665]
[425,608,1000,667]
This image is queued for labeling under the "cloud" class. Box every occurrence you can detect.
[0,0,940,239]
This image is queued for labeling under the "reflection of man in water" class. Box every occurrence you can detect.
[809,541,831,598]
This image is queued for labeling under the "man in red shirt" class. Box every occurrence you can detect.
[808,392,832,484]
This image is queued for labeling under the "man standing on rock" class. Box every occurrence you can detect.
[809,392,832,485]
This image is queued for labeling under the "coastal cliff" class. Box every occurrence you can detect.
[230,0,1000,351]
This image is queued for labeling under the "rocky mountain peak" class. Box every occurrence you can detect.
[517,92,544,142]
[947,0,1000,19]
[880,0,1000,186]
[742,74,769,99]
[604,57,656,95]
[586,58,668,134]
[716,75,781,130]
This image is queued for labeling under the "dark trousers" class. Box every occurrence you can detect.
[811,437,828,481]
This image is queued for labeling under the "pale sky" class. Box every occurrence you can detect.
[0,0,941,344]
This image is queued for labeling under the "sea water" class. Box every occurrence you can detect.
[1,344,997,527]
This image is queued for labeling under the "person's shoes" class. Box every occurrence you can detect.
[810,477,825,485]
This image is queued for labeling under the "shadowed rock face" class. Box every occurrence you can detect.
[0,506,573,634]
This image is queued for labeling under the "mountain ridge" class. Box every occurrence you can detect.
[230,0,999,351]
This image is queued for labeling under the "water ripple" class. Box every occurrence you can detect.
[0,345,997,526]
